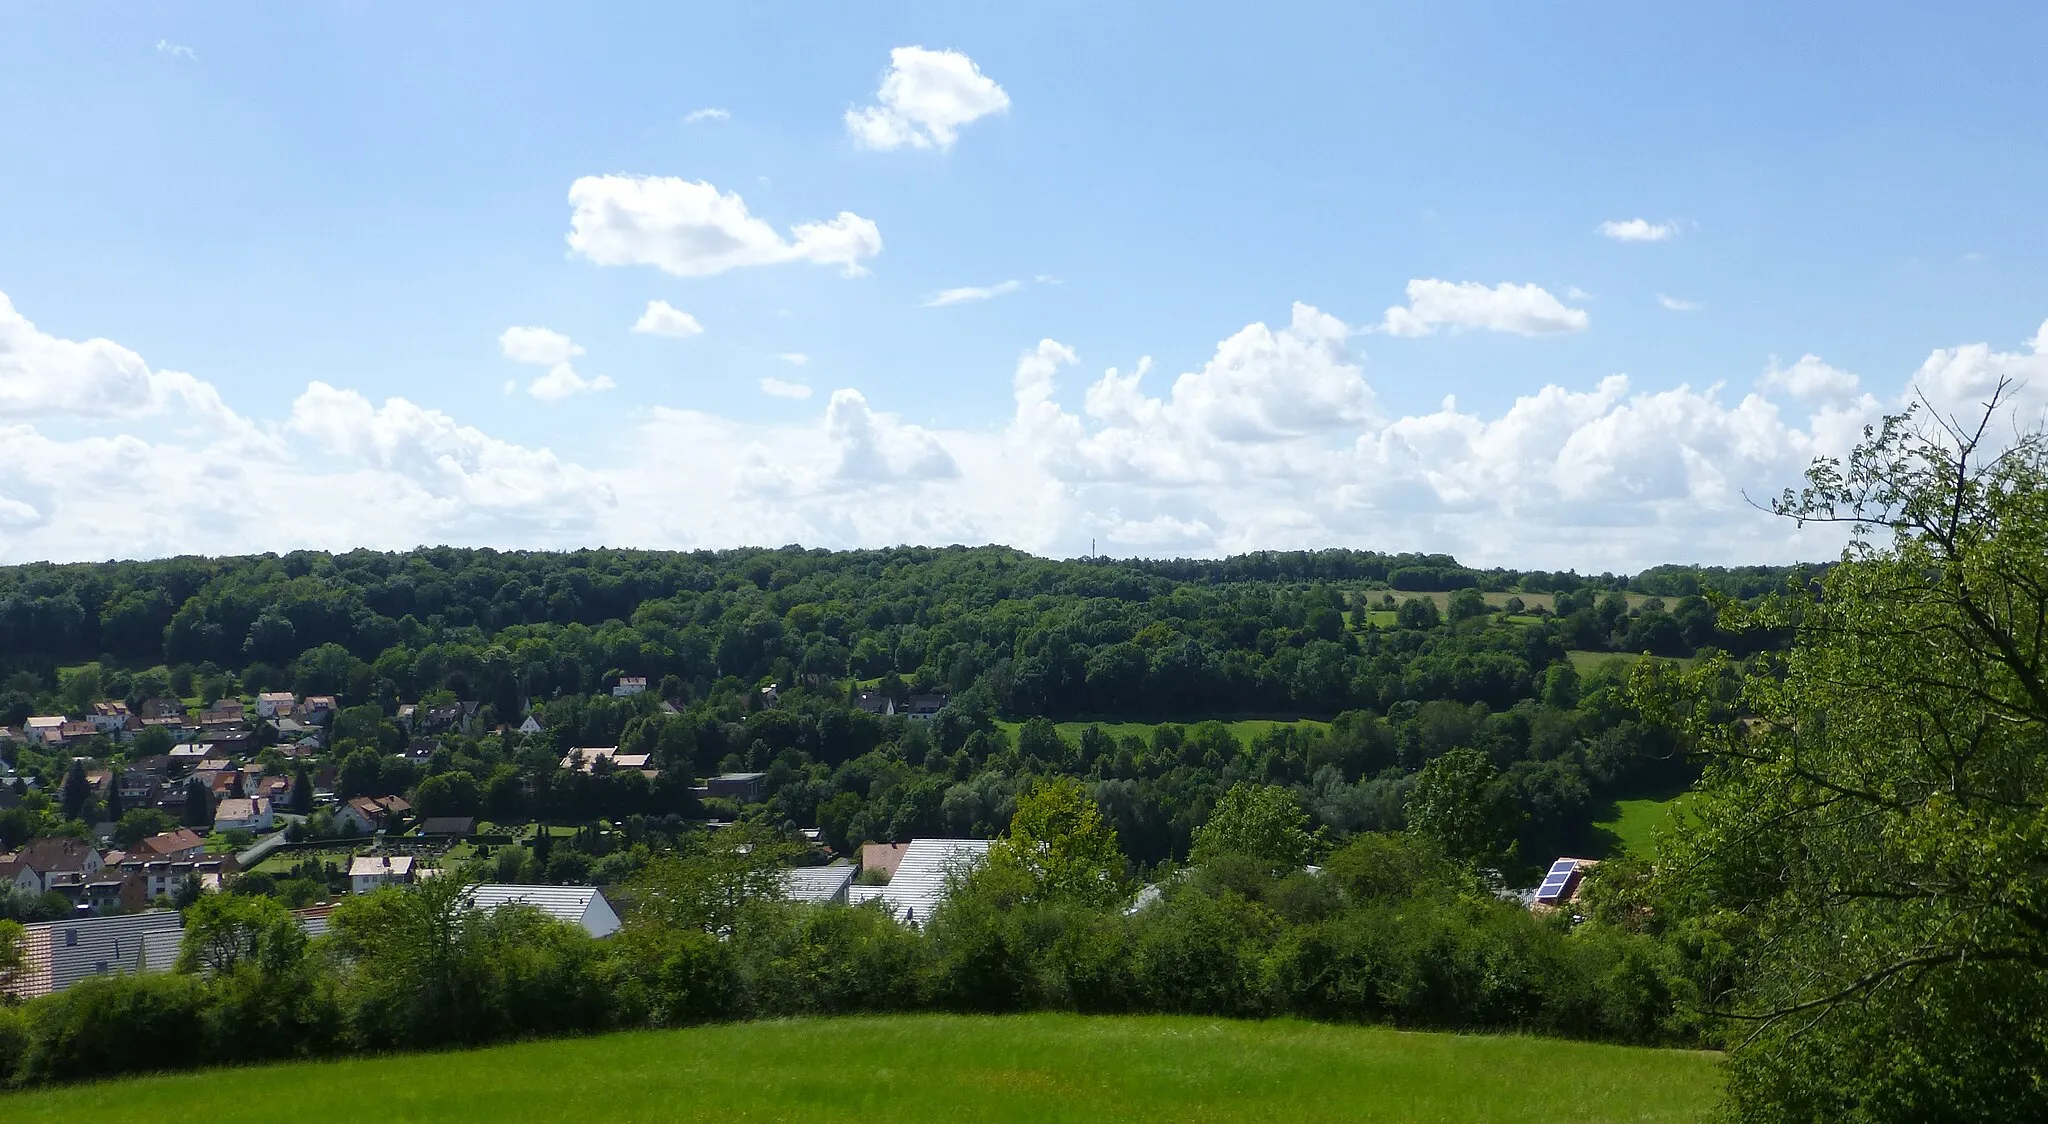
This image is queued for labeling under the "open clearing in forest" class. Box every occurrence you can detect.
[1,1013,1722,1124]
[1596,791,1697,859]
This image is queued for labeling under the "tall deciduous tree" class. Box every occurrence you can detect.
[1645,388,2048,1119]
[985,776,1127,908]
[1191,783,1317,875]
[1404,747,1519,869]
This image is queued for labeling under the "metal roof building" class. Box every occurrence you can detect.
[465,884,622,938]
[781,863,856,905]
[847,838,992,928]
[3,910,184,1000]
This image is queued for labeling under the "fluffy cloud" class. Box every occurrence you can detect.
[760,377,813,399]
[499,325,584,365]
[12,285,2048,573]
[632,300,704,338]
[684,108,729,123]
[1381,280,1590,337]
[1598,218,1677,242]
[526,364,616,400]
[566,175,881,277]
[923,280,1020,307]
[1658,294,1703,312]
[155,40,195,60]
[846,46,1010,150]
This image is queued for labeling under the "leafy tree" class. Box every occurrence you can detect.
[1396,597,1442,629]
[0,917,23,995]
[290,765,315,815]
[1646,394,2048,1119]
[115,808,177,848]
[629,824,798,934]
[58,760,91,823]
[1191,783,1316,875]
[1404,746,1519,869]
[180,777,213,829]
[1447,588,1489,621]
[176,892,304,975]
[414,770,482,818]
[983,776,1127,908]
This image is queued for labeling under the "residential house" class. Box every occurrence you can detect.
[854,691,896,716]
[349,853,418,894]
[612,676,648,698]
[139,698,188,720]
[781,864,856,905]
[0,855,40,895]
[300,696,338,724]
[25,716,65,744]
[558,746,654,775]
[398,738,438,767]
[1532,857,1598,910]
[168,743,211,772]
[89,700,134,734]
[212,796,273,834]
[336,795,411,835]
[57,720,99,744]
[204,698,245,721]
[902,693,949,720]
[256,691,297,719]
[6,837,105,894]
[517,715,543,736]
[114,854,236,903]
[846,838,992,928]
[758,683,780,706]
[464,885,621,938]
[255,774,295,809]
[137,828,206,860]
[705,771,767,803]
[2,911,185,1000]
[117,769,164,810]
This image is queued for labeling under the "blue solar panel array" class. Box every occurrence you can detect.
[1534,859,1581,904]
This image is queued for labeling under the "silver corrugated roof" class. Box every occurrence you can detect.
[781,864,856,904]
[465,883,622,937]
[856,838,991,928]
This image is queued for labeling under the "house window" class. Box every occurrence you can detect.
[95,961,108,973]
[65,929,78,948]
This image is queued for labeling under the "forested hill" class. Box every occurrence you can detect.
[0,545,1811,721]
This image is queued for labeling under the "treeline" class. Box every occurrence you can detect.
[0,794,1703,1090]
[0,545,1807,729]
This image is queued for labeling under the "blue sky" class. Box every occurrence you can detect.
[2,3,2045,567]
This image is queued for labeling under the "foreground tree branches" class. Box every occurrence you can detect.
[1643,384,2048,1120]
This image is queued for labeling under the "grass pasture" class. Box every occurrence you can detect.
[1595,791,1697,860]
[0,1014,1722,1123]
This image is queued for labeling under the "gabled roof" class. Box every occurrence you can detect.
[465,884,621,938]
[14,836,100,873]
[848,838,991,927]
[349,854,415,877]
[140,829,205,855]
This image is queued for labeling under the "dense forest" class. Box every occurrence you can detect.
[0,546,1809,875]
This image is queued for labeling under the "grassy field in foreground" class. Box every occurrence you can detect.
[1596,792,1697,859]
[0,1014,1720,1124]
[997,718,1332,744]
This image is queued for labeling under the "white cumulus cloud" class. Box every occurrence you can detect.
[684,108,730,123]
[760,377,813,400]
[845,46,1010,151]
[155,40,195,60]
[1381,280,1590,337]
[567,175,881,278]
[1658,294,1704,312]
[632,300,704,338]
[13,284,2048,574]
[1599,218,1677,242]
[526,364,616,400]
[498,325,584,365]
[923,280,1021,307]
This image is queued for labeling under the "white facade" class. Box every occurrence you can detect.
[256,692,297,719]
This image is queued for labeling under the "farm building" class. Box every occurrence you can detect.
[465,884,621,938]
[847,838,992,928]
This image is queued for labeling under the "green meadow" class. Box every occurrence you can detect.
[1,1014,1721,1124]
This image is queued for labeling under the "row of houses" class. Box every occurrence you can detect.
[2,833,242,915]
[5,693,341,751]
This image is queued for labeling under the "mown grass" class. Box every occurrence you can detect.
[1596,792,1696,860]
[0,1013,1721,1123]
